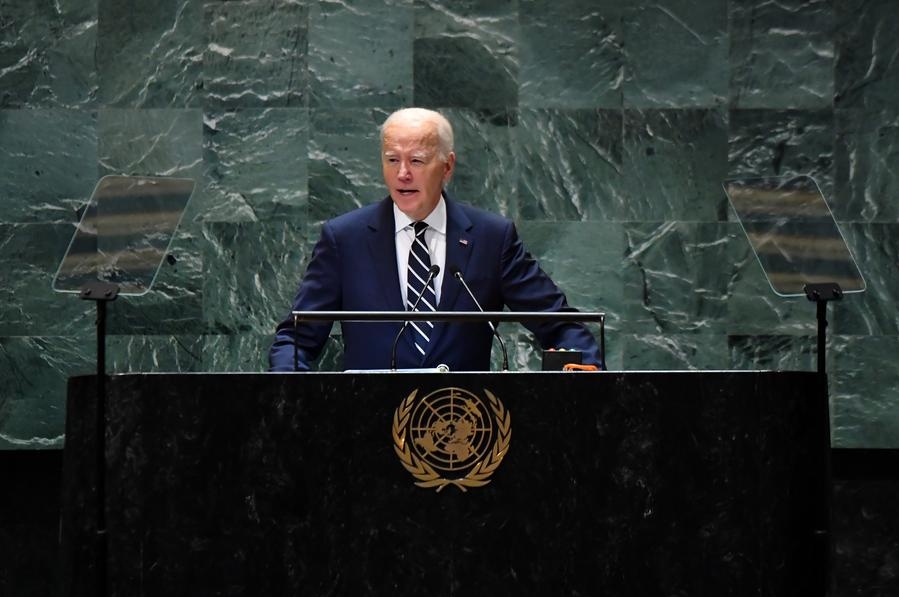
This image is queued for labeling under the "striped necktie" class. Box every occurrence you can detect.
[407,221,436,356]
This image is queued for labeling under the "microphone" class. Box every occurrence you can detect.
[449,265,509,371]
[390,264,440,370]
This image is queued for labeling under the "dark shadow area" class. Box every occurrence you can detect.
[0,449,63,597]
[832,449,899,597]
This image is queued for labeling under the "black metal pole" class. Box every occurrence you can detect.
[80,280,118,597]
[293,313,300,372]
[816,299,827,375]
[95,299,107,597]
[600,315,606,371]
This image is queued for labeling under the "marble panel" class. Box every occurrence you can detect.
[620,109,728,221]
[91,108,206,334]
[0,109,97,223]
[308,0,412,109]
[97,0,202,107]
[620,333,730,371]
[494,328,544,371]
[729,0,833,109]
[518,0,623,108]
[512,109,624,221]
[728,334,817,372]
[202,333,275,373]
[621,0,728,108]
[621,222,744,335]
[0,334,93,449]
[516,220,622,316]
[834,108,899,222]
[727,108,835,196]
[97,108,203,181]
[830,335,899,448]
[832,223,899,336]
[202,220,311,336]
[834,0,899,112]
[1,0,896,454]
[107,334,205,374]
[307,108,389,224]
[202,108,309,223]
[105,228,205,335]
[0,223,93,337]
[441,108,516,216]
[413,0,518,108]
[725,236,818,336]
[0,0,97,108]
[204,0,308,109]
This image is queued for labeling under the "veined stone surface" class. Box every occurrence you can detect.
[1,0,898,448]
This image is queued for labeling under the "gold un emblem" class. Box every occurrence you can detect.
[392,387,511,492]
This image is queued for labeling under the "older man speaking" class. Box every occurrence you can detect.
[268,108,599,371]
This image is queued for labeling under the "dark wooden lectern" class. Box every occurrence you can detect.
[62,371,829,596]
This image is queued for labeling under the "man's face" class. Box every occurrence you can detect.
[381,118,455,221]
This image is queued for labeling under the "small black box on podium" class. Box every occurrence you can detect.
[541,349,583,371]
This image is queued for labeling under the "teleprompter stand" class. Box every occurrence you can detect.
[724,175,868,596]
[53,176,195,597]
[723,175,866,376]
[78,280,118,597]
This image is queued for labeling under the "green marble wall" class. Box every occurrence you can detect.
[1,0,897,449]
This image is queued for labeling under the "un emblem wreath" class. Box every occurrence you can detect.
[392,387,511,492]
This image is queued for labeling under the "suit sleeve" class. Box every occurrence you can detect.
[498,221,601,367]
[268,222,342,372]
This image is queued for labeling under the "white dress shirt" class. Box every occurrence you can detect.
[393,195,447,307]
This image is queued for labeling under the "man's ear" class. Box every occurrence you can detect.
[443,151,456,182]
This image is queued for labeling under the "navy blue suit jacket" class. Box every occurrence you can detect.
[268,195,599,371]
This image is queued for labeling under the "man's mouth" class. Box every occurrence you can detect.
[397,189,418,196]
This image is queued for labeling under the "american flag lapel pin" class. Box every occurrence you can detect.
[459,238,469,246]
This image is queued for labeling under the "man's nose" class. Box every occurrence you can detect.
[397,161,412,180]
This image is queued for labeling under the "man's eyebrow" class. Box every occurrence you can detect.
[382,149,434,159]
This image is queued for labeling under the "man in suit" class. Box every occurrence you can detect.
[269,107,600,372]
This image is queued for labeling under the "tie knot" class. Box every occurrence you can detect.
[413,221,428,237]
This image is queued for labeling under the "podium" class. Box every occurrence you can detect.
[62,371,829,596]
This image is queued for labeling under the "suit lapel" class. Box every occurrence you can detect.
[438,199,474,310]
[367,197,404,311]
[427,196,474,360]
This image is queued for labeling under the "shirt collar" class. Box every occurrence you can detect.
[393,194,447,235]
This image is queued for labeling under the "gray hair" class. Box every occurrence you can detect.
[380,108,454,161]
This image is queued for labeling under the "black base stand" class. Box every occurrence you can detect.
[79,281,119,597]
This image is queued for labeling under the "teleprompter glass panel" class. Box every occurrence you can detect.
[723,175,865,297]
[52,175,195,296]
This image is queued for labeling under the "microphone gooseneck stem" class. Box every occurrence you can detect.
[452,269,509,371]
[390,265,440,370]
[389,322,408,370]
